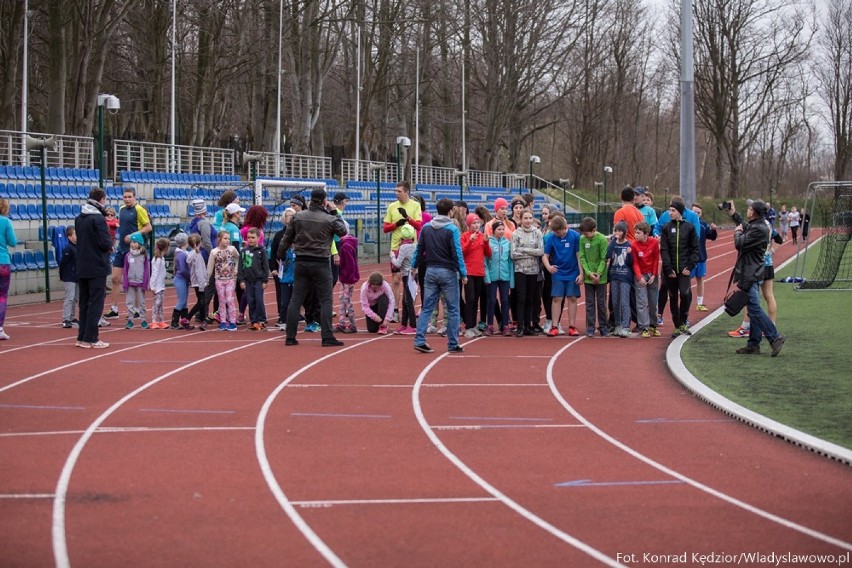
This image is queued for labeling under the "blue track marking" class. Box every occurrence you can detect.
[555,479,686,488]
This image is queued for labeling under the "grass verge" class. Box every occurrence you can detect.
[681,239,852,449]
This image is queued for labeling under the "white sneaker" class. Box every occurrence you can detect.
[0,329,9,340]
[436,326,447,336]
[98,317,111,327]
[557,325,566,335]
[426,324,438,334]
[464,328,477,338]
[89,340,110,349]
[542,319,552,333]
[275,322,287,331]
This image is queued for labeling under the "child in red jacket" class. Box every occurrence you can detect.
[632,221,661,337]
[461,213,492,337]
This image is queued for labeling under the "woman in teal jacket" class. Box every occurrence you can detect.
[484,220,514,336]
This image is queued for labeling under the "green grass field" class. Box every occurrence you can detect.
[681,239,852,449]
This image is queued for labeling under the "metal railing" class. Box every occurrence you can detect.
[113,140,235,177]
[250,152,332,180]
[341,159,398,184]
[0,130,95,169]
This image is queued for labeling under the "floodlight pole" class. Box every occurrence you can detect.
[97,102,104,189]
[37,145,50,303]
[374,167,382,263]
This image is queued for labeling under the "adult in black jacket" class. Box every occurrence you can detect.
[74,188,113,348]
[727,200,786,356]
[660,200,699,337]
[278,188,348,347]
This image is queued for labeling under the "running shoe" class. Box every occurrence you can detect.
[696,304,708,311]
[546,327,559,337]
[125,320,134,329]
[89,340,110,349]
[377,325,389,335]
[448,345,464,353]
[304,322,320,333]
[414,343,434,353]
[103,308,119,319]
[656,314,664,326]
[227,323,237,331]
[98,317,111,327]
[727,326,749,338]
[568,326,580,337]
[641,329,651,338]
[140,321,149,329]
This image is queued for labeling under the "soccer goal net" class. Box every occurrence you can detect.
[253,178,327,209]
[795,182,852,291]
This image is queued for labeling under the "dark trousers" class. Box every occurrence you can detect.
[77,277,106,344]
[463,275,485,329]
[400,275,417,327]
[286,259,334,340]
[540,270,552,320]
[584,282,607,331]
[203,273,218,317]
[186,286,208,322]
[513,272,541,330]
[278,282,293,323]
[666,274,692,328]
[366,295,390,333]
[244,280,267,323]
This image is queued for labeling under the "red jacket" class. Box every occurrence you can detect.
[631,237,660,280]
[461,230,492,277]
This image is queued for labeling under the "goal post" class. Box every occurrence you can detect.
[790,181,852,291]
[252,178,327,207]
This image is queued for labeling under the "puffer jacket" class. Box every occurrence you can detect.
[484,235,515,287]
[511,226,544,275]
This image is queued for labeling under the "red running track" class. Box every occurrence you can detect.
[0,230,850,567]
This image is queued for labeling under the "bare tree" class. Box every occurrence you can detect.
[816,0,852,181]
[691,0,813,198]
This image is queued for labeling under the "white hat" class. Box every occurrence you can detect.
[191,199,207,215]
[225,203,246,215]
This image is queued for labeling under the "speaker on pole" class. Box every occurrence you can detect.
[26,135,56,151]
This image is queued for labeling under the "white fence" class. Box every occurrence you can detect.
[0,130,95,169]
[250,152,332,180]
[113,140,235,177]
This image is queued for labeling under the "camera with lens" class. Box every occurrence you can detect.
[718,201,733,211]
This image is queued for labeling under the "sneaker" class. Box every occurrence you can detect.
[485,325,494,337]
[103,308,119,319]
[696,304,708,311]
[285,338,299,346]
[377,325,389,335]
[448,345,464,353]
[463,328,478,339]
[679,324,692,336]
[98,317,110,328]
[321,338,344,347]
[62,320,73,329]
[557,325,566,336]
[641,329,651,338]
[218,323,228,331]
[547,327,559,337]
[389,309,399,323]
[671,328,681,338]
[436,326,447,336]
[75,340,88,348]
[542,319,553,333]
[568,326,580,337]
[502,326,513,337]
[275,322,287,331]
[0,330,9,340]
[586,329,595,337]
[70,318,80,327]
[619,328,631,338]
[125,320,134,329]
[426,324,438,334]
[736,345,761,355]
[259,323,267,331]
[656,314,664,326]
[414,343,434,353]
[227,323,237,331]
[213,311,221,323]
[650,326,660,337]
[401,326,416,335]
[515,327,524,337]
[140,321,149,329]
[770,335,786,357]
[530,325,544,335]
[599,328,610,337]
[477,321,486,331]
[237,315,246,325]
[89,340,109,349]
[305,322,320,333]
[728,326,749,338]
[179,318,195,330]
[342,325,358,334]
[205,316,218,324]
[249,323,262,331]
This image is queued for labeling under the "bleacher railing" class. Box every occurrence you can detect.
[251,152,332,180]
[113,140,235,178]
[341,159,397,184]
[0,130,95,169]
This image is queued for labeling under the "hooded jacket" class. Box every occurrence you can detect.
[732,211,769,290]
[74,200,112,280]
[411,215,466,278]
[660,219,699,276]
[484,235,514,287]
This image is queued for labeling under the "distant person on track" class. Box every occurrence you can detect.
[725,200,786,357]
[74,189,113,349]
[691,203,718,312]
[412,198,467,354]
[149,238,170,329]
[105,187,151,320]
[0,198,18,341]
[660,201,699,338]
[279,188,348,347]
[59,226,79,329]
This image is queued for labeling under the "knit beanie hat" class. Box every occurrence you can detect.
[494,197,509,212]
[129,233,146,246]
[670,201,686,215]
[399,224,416,240]
[191,199,207,216]
[466,213,480,227]
[173,232,188,246]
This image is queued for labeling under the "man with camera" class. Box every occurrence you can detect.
[725,200,786,356]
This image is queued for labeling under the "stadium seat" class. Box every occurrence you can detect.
[24,251,39,271]
[0,165,8,179]
[11,252,26,272]
[34,250,47,270]
[47,250,58,269]
[46,203,57,220]
[26,204,40,220]
[63,204,75,219]
[0,183,7,199]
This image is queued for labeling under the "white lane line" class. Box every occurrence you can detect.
[290,497,501,507]
[254,335,387,568]
[432,424,585,431]
[51,334,280,568]
[0,426,255,438]
[0,493,56,499]
[544,343,852,552]
[412,337,626,568]
[0,331,200,394]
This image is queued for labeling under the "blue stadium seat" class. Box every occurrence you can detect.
[0,183,7,199]
[62,204,74,219]
[46,203,57,220]
[11,252,26,272]
[24,251,39,271]
[47,250,58,269]
[34,250,47,270]
[0,165,9,179]
[26,204,40,220]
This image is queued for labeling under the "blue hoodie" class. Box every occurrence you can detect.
[484,235,515,287]
[411,215,467,278]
